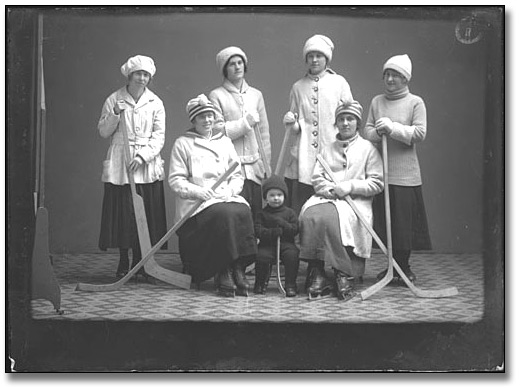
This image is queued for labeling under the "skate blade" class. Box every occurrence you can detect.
[217,288,236,297]
[236,287,249,297]
[337,291,357,302]
[307,288,332,301]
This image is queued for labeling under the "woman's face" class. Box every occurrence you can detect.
[193,111,215,137]
[128,70,151,88]
[306,51,327,75]
[383,69,407,92]
[335,113,358,140]
[225,55,245,83]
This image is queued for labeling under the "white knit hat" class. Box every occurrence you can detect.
[120,55,156,77]
[303,34,335,62]
[186,94,218,123]
[216,46,248,75]
[383,54,412,81]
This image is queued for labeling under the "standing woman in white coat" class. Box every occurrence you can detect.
[97,55,167,280]
[209,46,271,217]
[282,34,354,215]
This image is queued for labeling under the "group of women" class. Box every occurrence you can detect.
[97,33,431,299]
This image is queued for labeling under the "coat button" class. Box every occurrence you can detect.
[312,131,318,136]
[343,163,347,168]
[313,121,318,126]
[313,87,318,92]
[312,142,318,148]
[313,99,318,104]
[314,77,319,82]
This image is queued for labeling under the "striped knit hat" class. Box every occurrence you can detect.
[186,94,218,123]
[335,100,363,122]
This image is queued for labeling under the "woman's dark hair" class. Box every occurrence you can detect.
[223,55,248,78]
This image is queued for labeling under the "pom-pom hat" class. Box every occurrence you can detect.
[120,55,156,77]
[186,94,218,123]
[383,54,412,81]
[303,34,335,62]
[335,100,363,122]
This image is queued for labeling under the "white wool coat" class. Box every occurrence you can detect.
[300,134,383,259]
[209,79,271,184]
[285,69,353,185]
[98,87,165,185]
[169,130,249,224]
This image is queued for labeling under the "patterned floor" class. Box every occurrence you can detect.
[31,252,484,323]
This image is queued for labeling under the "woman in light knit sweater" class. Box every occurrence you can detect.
[361,54,432,284]
[299,101,383,299]
[209,46,271,217]
[282,34,353,215]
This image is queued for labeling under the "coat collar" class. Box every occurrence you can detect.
[222,78,250,94]
[305,67,336,81]
[116,86,156,109]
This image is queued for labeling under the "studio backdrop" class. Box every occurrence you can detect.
[40,8,492,254]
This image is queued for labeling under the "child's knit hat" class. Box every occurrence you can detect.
[186,94,218,123]
[262,175,288,199]
[383,54,412,81]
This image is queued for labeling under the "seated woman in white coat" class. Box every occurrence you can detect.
[169,94,257,297]
[299,101,383,300]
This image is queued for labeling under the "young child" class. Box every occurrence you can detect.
[254,175,299,297]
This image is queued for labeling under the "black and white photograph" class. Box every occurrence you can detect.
[6,5,505,372]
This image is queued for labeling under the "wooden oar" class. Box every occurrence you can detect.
[120,113,191,289]
[76,161,239,292]
[316,154,458,299]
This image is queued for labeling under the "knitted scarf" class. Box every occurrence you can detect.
[384,85,410,100]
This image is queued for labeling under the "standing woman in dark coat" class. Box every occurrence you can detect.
[97,55,168,280]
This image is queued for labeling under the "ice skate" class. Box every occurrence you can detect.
[334,269,356,301]
[215,266,236,297]
[232,259,250,297]
[253,262,271,295]
[376,268,399,284]
[307,265,332,301]
[397,266,416,286]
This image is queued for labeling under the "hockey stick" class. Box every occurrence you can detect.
[275,236,286,295]
[76,161,239,292]
[274,124,297,176]
[316,154,458,299]
[365,135,395,294]
[121,113,191,289]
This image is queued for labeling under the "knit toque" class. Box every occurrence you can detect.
[216,46,248,75]
[303,34,335,62]
[383,54,412,81]
[262,174,288,199]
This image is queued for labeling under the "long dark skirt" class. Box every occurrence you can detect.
[177,202,257,283]
[98,181,168,251]
[372,185,432,251]
[284,178,315,216]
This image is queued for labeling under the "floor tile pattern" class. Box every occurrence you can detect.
[31,252,484,323]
